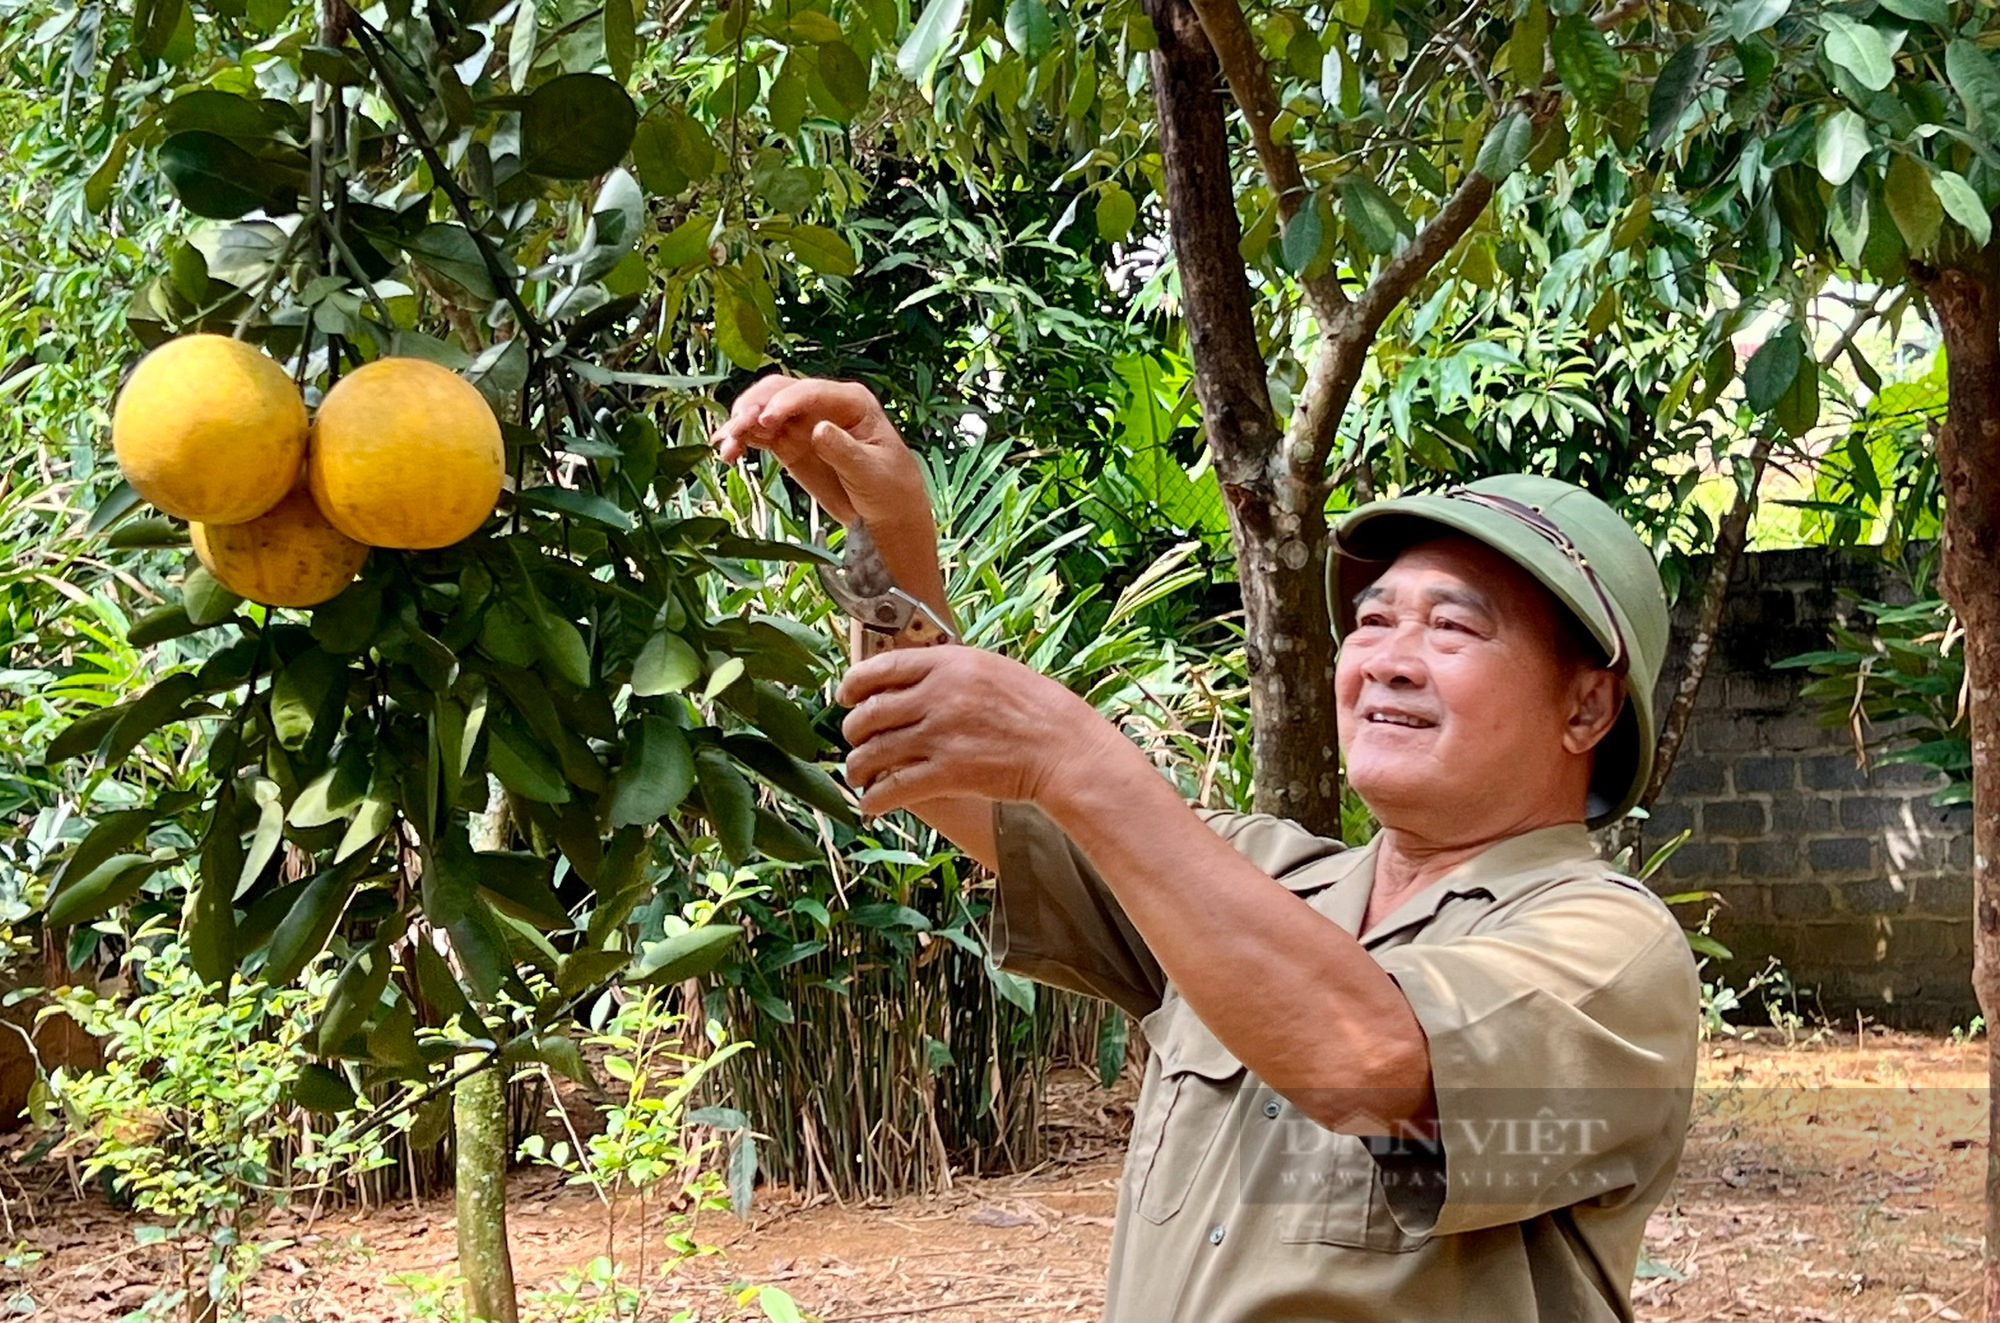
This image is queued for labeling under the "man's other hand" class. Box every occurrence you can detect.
[837,647,1119,817]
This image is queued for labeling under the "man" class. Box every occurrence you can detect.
[715,375,1700,1322]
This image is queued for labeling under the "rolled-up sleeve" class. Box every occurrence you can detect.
[989,802,1165,1019]
[987,802,1350,1022]
[1368,882,1701,1239]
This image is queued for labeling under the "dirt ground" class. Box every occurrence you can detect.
[5,1028,1989,1322]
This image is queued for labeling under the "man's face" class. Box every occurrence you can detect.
[1334,535,1607,837]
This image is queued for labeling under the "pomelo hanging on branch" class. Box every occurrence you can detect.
[191,478,370,608]
[111,333,308,525]
[308,356,505,550]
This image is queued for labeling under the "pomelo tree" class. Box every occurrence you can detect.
[34,0,891,1310]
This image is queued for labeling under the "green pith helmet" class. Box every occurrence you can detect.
[1327,474,1670,828]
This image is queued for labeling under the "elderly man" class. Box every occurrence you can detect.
[716,375,1700,1323]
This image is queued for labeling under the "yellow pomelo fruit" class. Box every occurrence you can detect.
[112,334,309,525]
[191,479,369,608]
[308,357,504,549]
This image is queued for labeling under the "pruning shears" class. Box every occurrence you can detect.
[816,523,958,660]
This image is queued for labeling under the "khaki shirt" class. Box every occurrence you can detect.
[990,804,1700,1323]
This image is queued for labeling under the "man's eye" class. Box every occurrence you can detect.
[1431,617,1471,634]
[1356,613,1391,630]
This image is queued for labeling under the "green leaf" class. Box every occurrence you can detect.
[333,790,392,862]
[271,647,346,751]
[1726,0,1789,40]
[44,704,123,765]
[105,672,201,768]
[701,655,747,701]
[532,614,593,689]
[186,835,234,991]
[627,924,738,985]
[521,73,638,180]
[768,69,808,136]
[1886,152,1944,253]
[1933,169,1993,246]
[1508,0,1548,90]
[1743,326,1803,412]
[264,866,360,983]
[293,1063,357,1115]
[158,131,288,220]
[1774,357,1820,438]
[715,278,768,370]
[1815,109,1870,186]
[603,0,635,82]
[1550,14,1621,110]
[897,0,967,86]
[752,808,822,863]
[1947,40,2000,137]
[237,778,286,896]
[318,943,391,1056]
[182,564,242,626]
[1647,42,1708,154]
[84,134,130,213]
[722,736,855,825]
[1336,176,1410,254]
[786,224,857,277]
[405,223,500,302]
[1830,175,1872,265]
[45,853,160,927]
[695,749,756,863]
[487,719,572,804]
[476,852,570,929]
[658,211,713,269]
[1474,112,1534,182]
[1096,1006,1127,1087]
[1820,15,1895,93]
[367,996,425,1073]
[1280,200,1324,273]
[816,40,870,117]
[518,485,636,531]
[605,716,695,827]
[632,628,701,695]
[1003,0,1054,65]
[1878,0,1947,21]
[415,940,479,1035]
[508,0,538,88]
[1095,183,1137,242]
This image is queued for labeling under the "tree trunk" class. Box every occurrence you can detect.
[1923,246,2000,1323]
[456,790,519,1323]
[454,1052,519,1323]
[1144,0,1342,837]
[1610,435,1773,863]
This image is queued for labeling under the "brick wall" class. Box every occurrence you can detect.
[1638,545,1975,1030]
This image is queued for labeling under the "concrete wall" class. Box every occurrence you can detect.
[1638,545,1975,1030]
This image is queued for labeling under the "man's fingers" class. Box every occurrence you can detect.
[757,378,873,435]
[835,646,952,708]
[842,685,925,747]
[843,723,925,795]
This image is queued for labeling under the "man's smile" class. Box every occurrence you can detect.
[1361,705,1439,730]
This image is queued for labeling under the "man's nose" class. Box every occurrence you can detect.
[1361,623,1427,688]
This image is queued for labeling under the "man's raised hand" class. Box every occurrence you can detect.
[710,375,930,533]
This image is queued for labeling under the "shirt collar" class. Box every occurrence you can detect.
[1349,822,1601,945]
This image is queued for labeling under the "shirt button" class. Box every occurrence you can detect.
[1208,1223,1226,1246]
[1263,1099,1282,1119]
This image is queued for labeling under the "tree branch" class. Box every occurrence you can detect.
[1185,0,1349,325]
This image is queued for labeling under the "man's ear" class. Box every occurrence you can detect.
[1562,670,1623,756]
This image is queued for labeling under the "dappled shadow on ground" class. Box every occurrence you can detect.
[4,1036,1986,1321]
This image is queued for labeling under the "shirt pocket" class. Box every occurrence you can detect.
[1130,1005,1244,1225]
[1275,1129,1432,1253]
